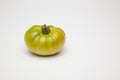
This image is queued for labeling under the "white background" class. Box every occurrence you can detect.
[0,0,120,80]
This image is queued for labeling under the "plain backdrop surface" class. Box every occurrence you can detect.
[0,0,120,80]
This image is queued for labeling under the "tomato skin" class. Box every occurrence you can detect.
[24,25,65,56]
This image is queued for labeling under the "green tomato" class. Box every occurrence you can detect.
[24,24,65,56]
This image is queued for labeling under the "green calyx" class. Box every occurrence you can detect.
[42,24,50,34]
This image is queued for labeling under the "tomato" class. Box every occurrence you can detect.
[24,24,65,56]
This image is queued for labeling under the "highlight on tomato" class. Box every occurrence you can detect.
[24,24,65,56]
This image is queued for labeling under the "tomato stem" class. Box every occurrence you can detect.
[42,24,50,34]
